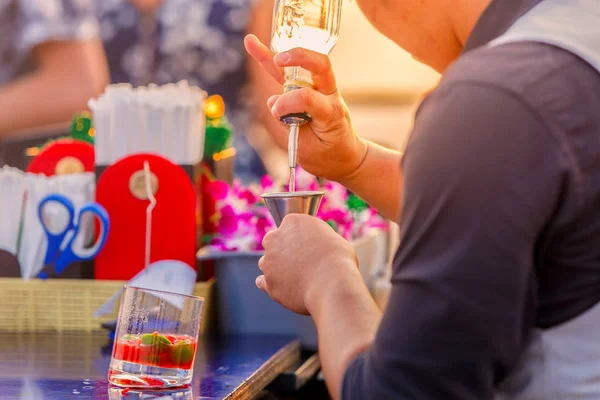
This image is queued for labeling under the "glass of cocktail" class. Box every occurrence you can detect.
[107,385,194,399]
[108,286,204,388]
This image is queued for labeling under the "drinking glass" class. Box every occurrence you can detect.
[108,286,204,388]
[107,385,194,399]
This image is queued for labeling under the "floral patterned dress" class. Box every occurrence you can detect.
[0,0,98,87]
[96,0,267,183]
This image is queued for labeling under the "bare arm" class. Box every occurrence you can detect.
[258,212,385,400]
[247,0,290,150]
[340,141,402,221]
[0,39,109,138]
[245,36,402,220]
[306,258,382,400]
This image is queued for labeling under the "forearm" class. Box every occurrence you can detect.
[0,40,108,138]
[0,71,95,137]
[307,261,382,400]
[339,140,402,221]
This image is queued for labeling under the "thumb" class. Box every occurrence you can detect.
[256,275,268,293]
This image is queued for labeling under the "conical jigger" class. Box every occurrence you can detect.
[261,191,324,227]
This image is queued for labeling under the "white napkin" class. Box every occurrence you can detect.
[19,173,53,280]
[18,172,95,280]
[172,103,188,164]
[94,260,198,317]
[89,80,207,165]
[53,172,96,247]
[90,83,131,165]
[88,98,110,166]
[146,102,165,157]
[187,102,206,164]
[0,166,26,255]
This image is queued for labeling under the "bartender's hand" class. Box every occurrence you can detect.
[244,34,368,182]
[256,214,359,315]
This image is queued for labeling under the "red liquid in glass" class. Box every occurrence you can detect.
[113,333,197,370]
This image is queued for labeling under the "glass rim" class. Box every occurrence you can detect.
[123,285,205,302]
[261,190,325,198]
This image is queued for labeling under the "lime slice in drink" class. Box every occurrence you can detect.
[121,334,138,341]
[141,332,171,347]
[171,342,195,365]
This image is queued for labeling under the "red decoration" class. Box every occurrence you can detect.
[200,162,219,240]
[94,153,196,280]
[26,139,94,176]
[198,161,217,280]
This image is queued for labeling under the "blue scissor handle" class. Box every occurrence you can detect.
[38,194,76,266]
[54,202,110,275]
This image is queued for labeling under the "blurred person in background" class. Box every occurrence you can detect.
[0,0,109,138]
[95,0,286,183]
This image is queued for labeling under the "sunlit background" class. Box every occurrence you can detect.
[332,2,440,151]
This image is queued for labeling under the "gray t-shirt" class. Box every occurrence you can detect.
[342,0,600,398]
[0,0,98,84]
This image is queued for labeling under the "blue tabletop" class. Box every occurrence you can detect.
[0,332,300,399]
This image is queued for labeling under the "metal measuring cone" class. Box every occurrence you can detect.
[261,191,324,227]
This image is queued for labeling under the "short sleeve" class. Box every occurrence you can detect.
[341,82,568,399]
[14,0,99,56]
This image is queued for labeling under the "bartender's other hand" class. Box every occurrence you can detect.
[256,214,358,315]
[244,34,367,183]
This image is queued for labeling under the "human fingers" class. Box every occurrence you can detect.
[244,34,285,85]
[273,48,337,95]
[270,88,346,125]
[255,275,268,292]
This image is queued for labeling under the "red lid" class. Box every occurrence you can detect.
[26,139,94,176]
[94,153,197,280]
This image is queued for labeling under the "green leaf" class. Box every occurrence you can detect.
[347,194,368,212]
[69,112,94,145]
[204,117,233,160]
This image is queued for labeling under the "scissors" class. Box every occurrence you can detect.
[37,193,110,279]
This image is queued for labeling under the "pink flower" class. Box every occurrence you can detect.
[209,237,235,252]
[208,171,388,253]
[218,204,238,235]
[292,167,320,191]
[206,179,229,200]
[321,181,348,211]
[366,209,390,231]
[238,189,257,204]
[341,219,354,241]
[260,175,274,191]
[318,208,348,225]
